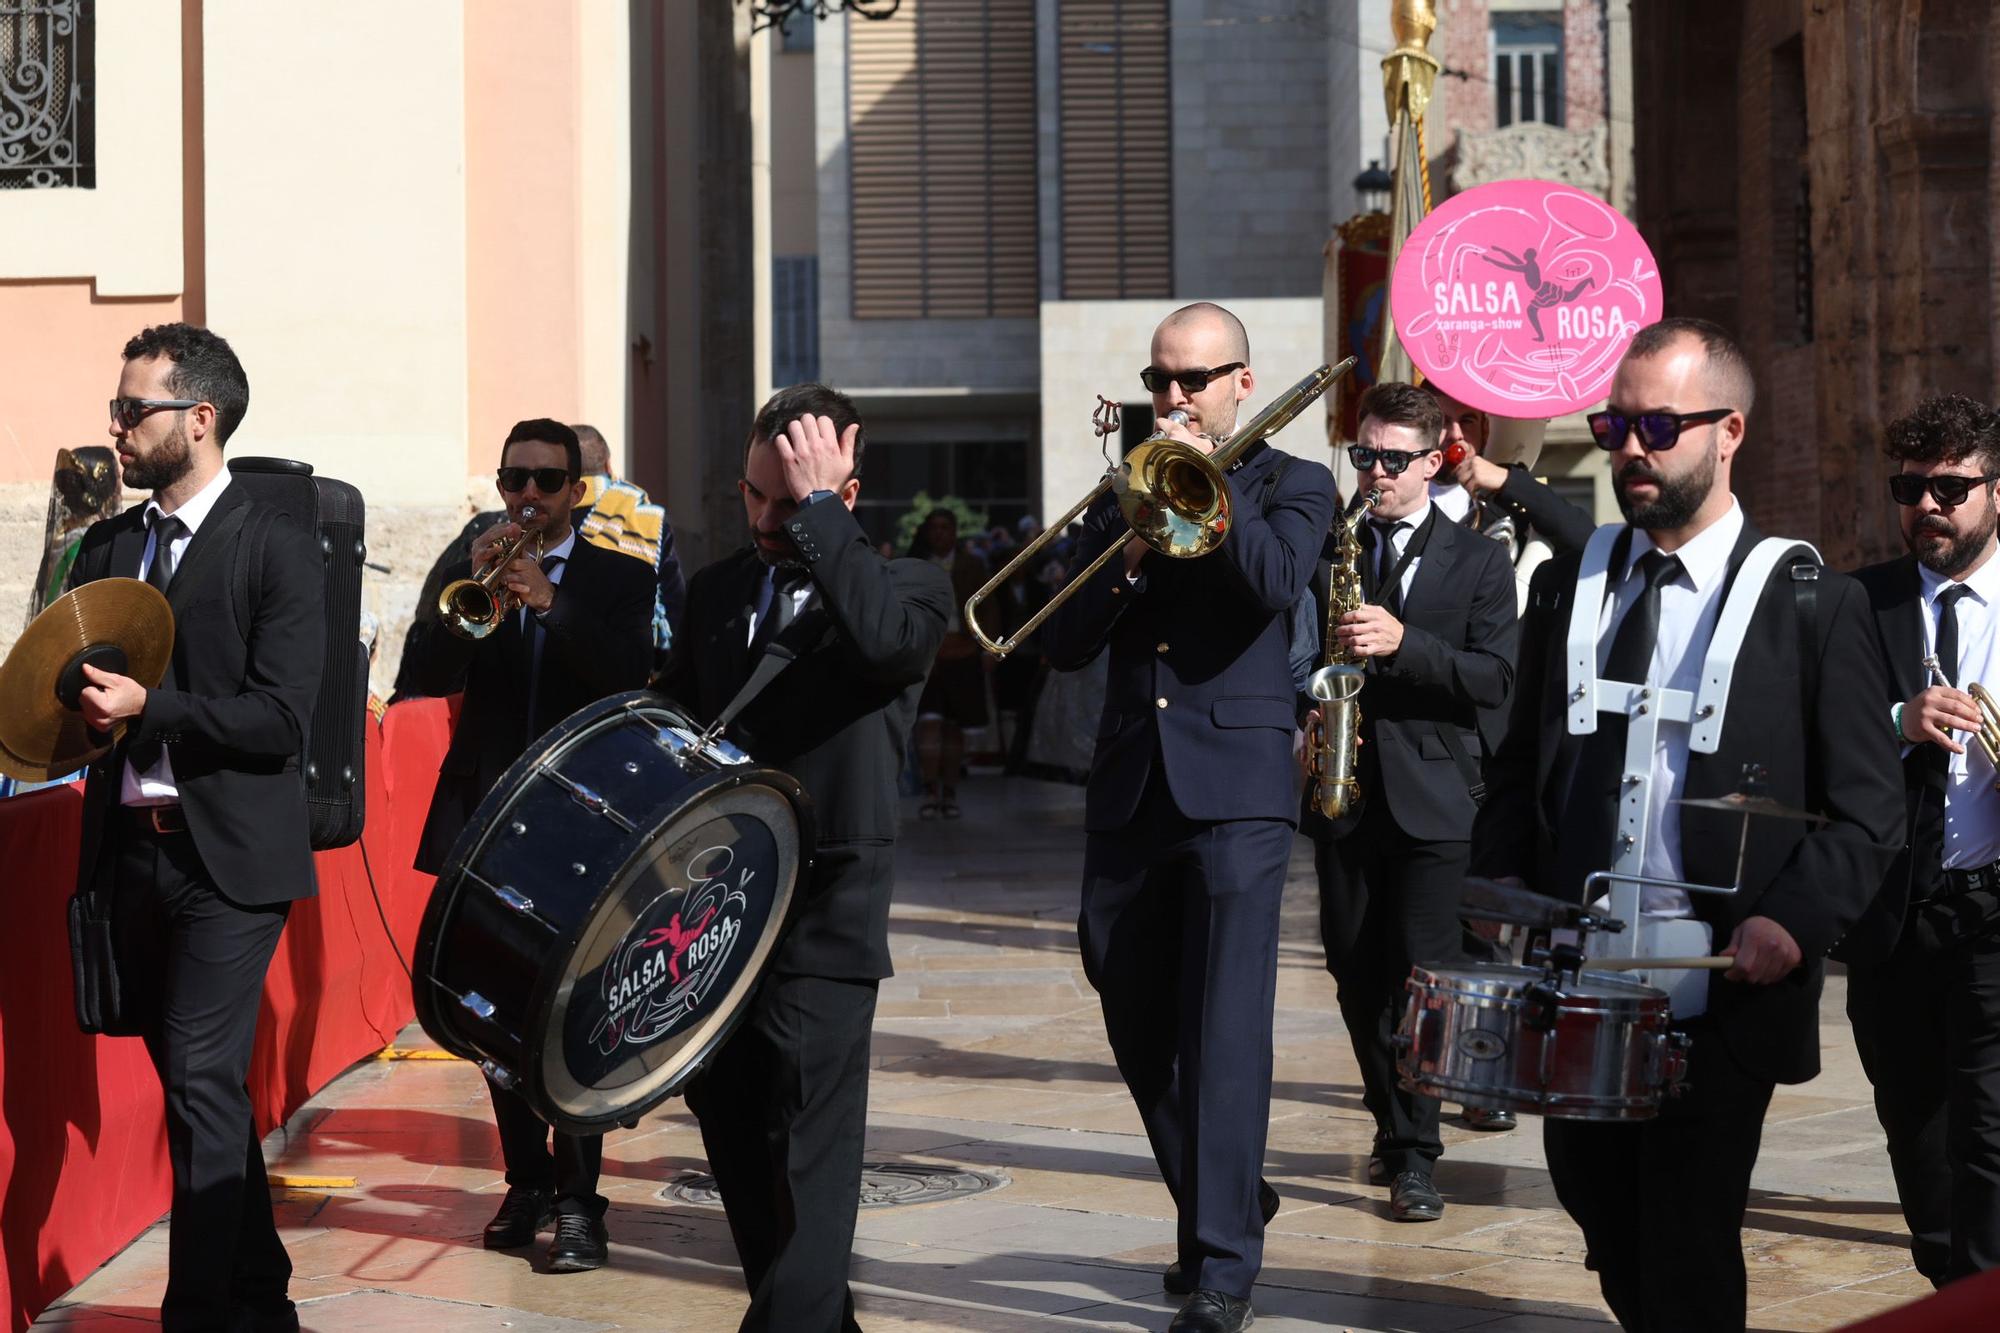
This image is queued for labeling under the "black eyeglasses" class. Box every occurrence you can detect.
[497,466,575,494]
[1586,408,1736,451]
[1889,473,2000,507]
[109,397,200,430]
[1139,362,1244,396]
[1348,444,1437,476]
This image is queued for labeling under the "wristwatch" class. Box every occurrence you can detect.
[804,489,837,507]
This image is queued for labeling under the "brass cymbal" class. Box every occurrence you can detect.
[0,578,174,782]
[1671,791,1827,825]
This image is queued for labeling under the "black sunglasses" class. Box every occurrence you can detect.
[1586,407,1735,451]
[497,466,575,494]
[1889,473,2000,507]
[1348,443,1437,477]
[109,397,200,430]
[1140,362,1244,396]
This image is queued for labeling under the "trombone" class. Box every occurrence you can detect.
[1924,653,2000,785]
[965,359,1356,658]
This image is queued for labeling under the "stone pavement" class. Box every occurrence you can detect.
[40,776,1925,1331]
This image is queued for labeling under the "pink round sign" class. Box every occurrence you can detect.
[1390,178,1663,418]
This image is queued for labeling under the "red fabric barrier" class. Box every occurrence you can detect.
[1839,1269,2000,1329]
[0,697,450,1332]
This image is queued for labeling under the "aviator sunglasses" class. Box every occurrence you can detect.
[1889,473,2000,507]
[1586,407,1735,452]
[497,466,575,494]
[1139,362,1245,396]
[1348,444,1437,477]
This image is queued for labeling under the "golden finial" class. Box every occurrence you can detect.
[1383,0,1441,123]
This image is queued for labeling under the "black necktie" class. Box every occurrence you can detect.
[1602,549,1684,683]
[751,566,808,656]
[1935,583,1972,687]
[128,513,185,772]
[1373,520,1409,598]
[523,553,565,724]
[1557,548,1685,900]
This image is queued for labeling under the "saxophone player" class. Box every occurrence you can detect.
[1304,382,1518,1222]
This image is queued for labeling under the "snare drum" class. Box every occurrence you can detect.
[1394,963,1687,1122]
[414,691,811,1135]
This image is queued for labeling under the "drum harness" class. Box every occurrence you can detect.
[1562,523,1821,1016]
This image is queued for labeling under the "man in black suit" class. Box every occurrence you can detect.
[70,323,325,1332]
[1306,382,1518,1221]
[402,419,656,1272]
[662,383,950,1332]
[1041,303,1337,1333]
[1849,393,2000,1287]
[1470,318,1903,1331]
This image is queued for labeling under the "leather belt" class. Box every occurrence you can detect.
[123,804,189,835]
[1940,859,2000,897]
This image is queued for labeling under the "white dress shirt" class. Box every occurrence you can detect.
[1371,500,1437,606]
[121,464,236,806]
[1916,555,2000,869]
[520,527,576,631]
[1595,499,1747,915]
[1430,481,1473,525]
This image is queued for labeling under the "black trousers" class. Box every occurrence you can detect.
[1847,889,2000,1286]
[1544,1018,1774,1332]
[487,1083,605,1218]
[110,825,292,1333]
[1077,771,1291,1301]
[685,971,880,1333]
[1313,809,1469,1176]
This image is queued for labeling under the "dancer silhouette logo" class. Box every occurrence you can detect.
[1390,178,1663,417]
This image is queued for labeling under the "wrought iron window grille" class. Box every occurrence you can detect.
[0,0,94,189]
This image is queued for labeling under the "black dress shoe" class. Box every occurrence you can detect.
[483,1186,553,1249]
[1163,1180,1281,1294]
[1389,1170,1444,1222]
[546,1212,610,1272]
[1461,1105,1518,1131]
[1167,1289,1254,1332]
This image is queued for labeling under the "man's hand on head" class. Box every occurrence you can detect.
[774,414,859,503]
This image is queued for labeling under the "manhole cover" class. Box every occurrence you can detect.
[660,1162,1007,1209]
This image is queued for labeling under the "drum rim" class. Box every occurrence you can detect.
[412,690,819,1114]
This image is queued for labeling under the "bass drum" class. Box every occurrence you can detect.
[414,691,812,1135]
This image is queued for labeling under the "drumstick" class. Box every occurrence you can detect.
[1587,956,1735,972]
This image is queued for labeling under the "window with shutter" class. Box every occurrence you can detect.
[1056,0,1170,299]
[847,0,1037,319]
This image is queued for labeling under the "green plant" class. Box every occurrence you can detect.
[895,491,988,554]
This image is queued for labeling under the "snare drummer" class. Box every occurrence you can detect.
[402,419,657,1271]
[661,384,950,1332]
[1468,319,1902,1331]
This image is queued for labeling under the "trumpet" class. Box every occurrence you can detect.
[439,504,547,640]
[964,358,1358,658]
[1923,653,2000,784]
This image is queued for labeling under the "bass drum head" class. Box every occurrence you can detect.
[538,767,805,1131]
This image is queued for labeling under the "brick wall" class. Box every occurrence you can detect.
[1563,0,1606,129]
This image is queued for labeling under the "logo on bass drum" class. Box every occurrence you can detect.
[586,845,752,1055]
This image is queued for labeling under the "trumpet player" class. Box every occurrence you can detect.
[1848,393,2000,1286]
[402,418,655,1271]
[1305,382,1517,1222]
[1043,303,1335,1333]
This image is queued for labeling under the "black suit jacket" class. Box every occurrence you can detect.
[404,535,658,874]
[1040,442,1338,831]
[1470,518,1904,1084]
[660,498,951,980]
[71,482,327,906]
[1304,508,1517,843]
[1845,555,1943,967]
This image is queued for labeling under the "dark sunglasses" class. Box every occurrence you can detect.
[109,397,200,430]
[1586,407,1735,451]
[497,466,574,494]
[1139,362,1244,396]
[1348,443,1437,477]
[1889,472,2000,507]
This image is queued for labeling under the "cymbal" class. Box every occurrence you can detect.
[1671,791,1827,824]
[0,578,174,782]
[1461,877,1588,930]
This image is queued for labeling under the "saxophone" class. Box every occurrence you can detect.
[1304,489,1381,819]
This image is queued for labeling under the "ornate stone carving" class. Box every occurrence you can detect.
[1453,124,1611,197]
